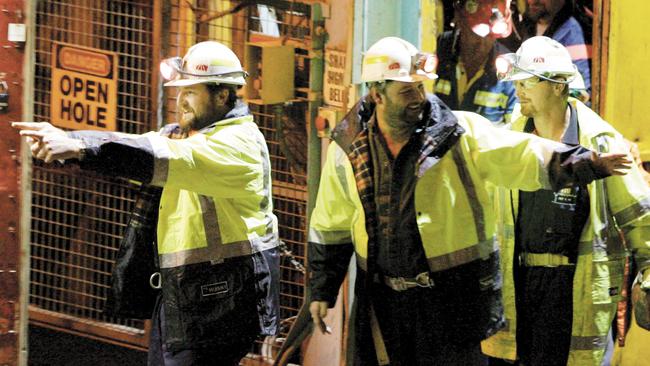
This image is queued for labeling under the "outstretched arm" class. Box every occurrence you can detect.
[455,113,631,191]
[13,121,265,198]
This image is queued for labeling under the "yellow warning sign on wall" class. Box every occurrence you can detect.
[50,42,118,131]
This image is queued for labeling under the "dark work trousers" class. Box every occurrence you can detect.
[147,298,256,366]
[351,280,487,366]
[515,266,576,366]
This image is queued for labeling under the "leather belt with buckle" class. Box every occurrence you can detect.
[375,272,435,291]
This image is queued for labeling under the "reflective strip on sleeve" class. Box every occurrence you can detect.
[146,135,171,186]
[335,162,351,200]
[614,196,650,227]
[570,335,608,351]
[308,228,352,245]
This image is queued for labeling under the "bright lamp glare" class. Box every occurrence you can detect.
[424,56,437,73]
[472,23,490,38]
[495,57,511,74]
[160,62,175,80]
[491,20,508,35]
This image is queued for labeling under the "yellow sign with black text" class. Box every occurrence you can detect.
[50,42,118,131]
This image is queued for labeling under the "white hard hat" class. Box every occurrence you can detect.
[160,41,247,87]
[361,37,437,83]
[495,36,577,84]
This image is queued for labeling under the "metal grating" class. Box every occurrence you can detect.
[33,0,154,134]
[29,0,312,359]
[248,102,308,365]
[31,0,155,349]
[252,102,308,316]
[30,164,140,328]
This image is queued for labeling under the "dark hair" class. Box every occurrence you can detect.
[206,83,237,109]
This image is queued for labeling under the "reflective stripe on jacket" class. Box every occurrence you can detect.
[481,98,650,365]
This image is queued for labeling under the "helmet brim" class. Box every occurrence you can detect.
[385,72,438,83]
[500,70,536,81]
[164,76,246,87]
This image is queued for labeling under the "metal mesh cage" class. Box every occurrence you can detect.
[30,0,155,349]
[30,0,312,360]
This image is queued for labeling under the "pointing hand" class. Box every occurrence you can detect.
[12,122,85,163]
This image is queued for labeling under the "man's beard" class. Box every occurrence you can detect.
[180,108,220,132]
[383,98,423,141]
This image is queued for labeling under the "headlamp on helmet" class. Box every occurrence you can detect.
[159,56,248,83]
[495,53,576,85]
[471,8,508,37]
[159,57,183,81]
[160,41,248,87]
[490,8,508,35]
[360,37,438,83]
[414,53,438,75]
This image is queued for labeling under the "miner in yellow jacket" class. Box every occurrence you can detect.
[482,36,650,366]
[14,41,280,366]
[307,36,630,366]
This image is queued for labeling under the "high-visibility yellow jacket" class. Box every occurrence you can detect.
[308,95,608,344]
[481,98,650,365]
[69,102,280,350]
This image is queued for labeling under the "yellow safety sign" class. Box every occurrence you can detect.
[50,42,117,131]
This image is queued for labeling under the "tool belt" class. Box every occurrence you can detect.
[374,272,435,291]
[519,252,574,267]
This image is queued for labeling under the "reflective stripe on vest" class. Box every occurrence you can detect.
[435,79,452,95]
[474,90,508,109]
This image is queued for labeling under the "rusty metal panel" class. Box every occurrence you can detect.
[0,0,27,363]
[30,0,156,350]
